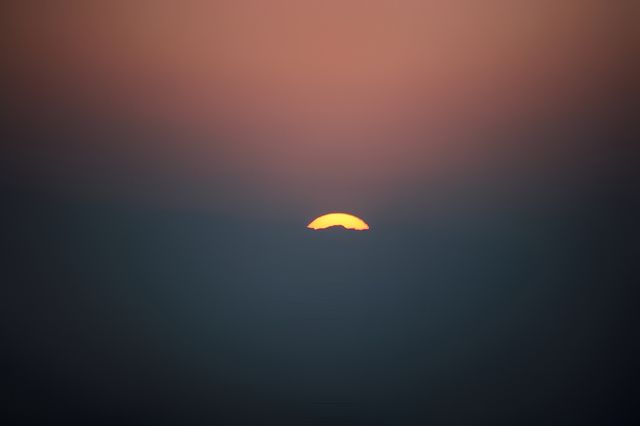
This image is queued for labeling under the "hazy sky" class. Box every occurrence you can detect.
[2,3,636,424]
[2,0,630,212]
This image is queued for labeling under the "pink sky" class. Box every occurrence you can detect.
[2,1,628,209]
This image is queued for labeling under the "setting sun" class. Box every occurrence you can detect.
[307,213,370,231]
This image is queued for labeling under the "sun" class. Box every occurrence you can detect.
[307,213,370,231]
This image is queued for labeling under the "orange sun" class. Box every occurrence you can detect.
[307,213,370,231]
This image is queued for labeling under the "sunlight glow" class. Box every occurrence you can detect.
[307,213,370,231]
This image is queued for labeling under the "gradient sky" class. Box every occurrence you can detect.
[1,3,636,424]
[2,0,632,213]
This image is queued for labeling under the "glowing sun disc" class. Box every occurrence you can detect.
[307,213,370,230]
